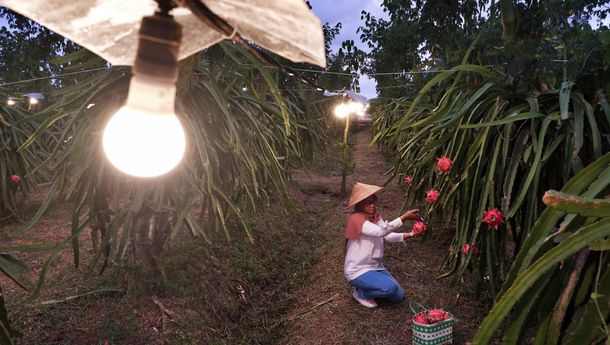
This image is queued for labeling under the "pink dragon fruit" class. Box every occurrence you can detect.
[425,189,440,203]
[483,208,504,229]
[427,309,449,324]
[412,221,426,235]
[413,313,428,324]
[10,174,20,184]
[462,243,480,257]
[404,175,413,185]
[436,156,452,173]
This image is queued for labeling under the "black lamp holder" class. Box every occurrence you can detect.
[133,0,182,83]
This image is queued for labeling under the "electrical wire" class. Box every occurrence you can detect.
[235,64,486,77]
[0,62,491,89]
[0,67,127,88]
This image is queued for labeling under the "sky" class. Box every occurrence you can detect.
[308,0,388,100]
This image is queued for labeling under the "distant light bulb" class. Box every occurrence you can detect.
[7,99,16,106]
[353,102,366,117]
[334,101,366,119]
[103,76,185,177]
[334,103,350,119]
[29,97,39,105]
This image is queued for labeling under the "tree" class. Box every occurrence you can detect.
[0,7,82,94]
[359,0,487,98]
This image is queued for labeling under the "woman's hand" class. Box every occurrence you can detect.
[403,232,415,240]
[403,230,425,240]
[399,209,420,222]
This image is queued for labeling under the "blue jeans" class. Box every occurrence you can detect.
[349,269,405,303]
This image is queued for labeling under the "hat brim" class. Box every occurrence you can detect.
[348,183,383,208]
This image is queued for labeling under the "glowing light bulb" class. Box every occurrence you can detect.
[334,101,366,119]
[352,102,366,117]
[29,97,39,105]
[7,99,16,106]
[103,76,185,177]
[334,102,350,119]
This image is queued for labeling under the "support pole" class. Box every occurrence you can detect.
[340,114,351,196]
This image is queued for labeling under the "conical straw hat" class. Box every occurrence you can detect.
[348,182,383,208]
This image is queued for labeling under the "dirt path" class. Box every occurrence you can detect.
[278,129,482,345]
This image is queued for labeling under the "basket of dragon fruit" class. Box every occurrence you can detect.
[411,308,454,345]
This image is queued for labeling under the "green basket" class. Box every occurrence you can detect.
[411,312,454,345]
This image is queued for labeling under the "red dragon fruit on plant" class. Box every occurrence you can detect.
[425,189,439,203]
[462,243,480,257]
[404,175,413,185]
[412,221,426,235]
[436,156,452,173]
[483,208,504,229]
[10,174,20,184]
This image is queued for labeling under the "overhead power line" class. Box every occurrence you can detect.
[238,64,489,77]
[0,67,129,88]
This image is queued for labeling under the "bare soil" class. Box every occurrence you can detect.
[0,128,483,344]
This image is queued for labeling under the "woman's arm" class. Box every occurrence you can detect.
[399,209,420,223]
[384,232,405,243]
[361,218,403,237]
[360,209,420,237]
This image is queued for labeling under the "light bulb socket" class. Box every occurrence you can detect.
[133,13,182,83]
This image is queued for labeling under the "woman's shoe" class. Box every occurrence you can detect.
[352,289,378,308]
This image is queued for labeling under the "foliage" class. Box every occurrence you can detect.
[358,0,489,99]
[474,154,610,344]
[0,7,104,219]
[0,106,35,219]
[369,0,610,342]
[360,0,610,99]
[14,40,326,276]
[0,39,328,344]
[0,6,82,95]
[373,55,609,290]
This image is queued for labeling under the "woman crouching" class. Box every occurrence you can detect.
[344,182,422,308]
